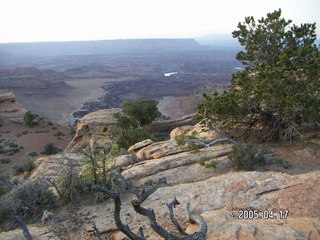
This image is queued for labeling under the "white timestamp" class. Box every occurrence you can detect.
[238,209,289,220]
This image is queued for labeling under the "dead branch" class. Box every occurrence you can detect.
[12,216,33,240]
[93,174,207,240]
[188,137,239,148]
[92,223,103,240]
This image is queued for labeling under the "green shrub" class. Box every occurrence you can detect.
[0,179,55,221]
[113,99,161,149]
[13,165,26,175]
[115,127,151,149]
[229,144,266,171]
[58,171,85,203]
[198,156,217,168]
[41,143,61,155]
[27,151,38,157]
[53,131,65,137]
[23,160,35,173]
[23,111,40,127]
[0,158,10,164]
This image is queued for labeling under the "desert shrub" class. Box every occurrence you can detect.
[47,121,53,126]
[113,99,161,149]
[197,9,320,141]
[174,133,203,153]
[229,144,266,170]
[13,165,26,175]
[0,158,10,164]
[58,170,85,203]
[53,131,65,137]
[198,156,217,168]
[27,151,38,157]
[0,179,54,221]
[41,143,61,155]
[114,127,151,149]
[23,160,35,173]
[23,111,40,127]
[272,158,291,169]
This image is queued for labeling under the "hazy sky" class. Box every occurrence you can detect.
[0,0,319,43]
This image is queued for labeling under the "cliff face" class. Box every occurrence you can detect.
[0,89,27,124]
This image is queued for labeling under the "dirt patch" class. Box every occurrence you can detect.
[0,121,72,177]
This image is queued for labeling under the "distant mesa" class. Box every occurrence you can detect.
[0,89,27,124]
[0,38,204,57]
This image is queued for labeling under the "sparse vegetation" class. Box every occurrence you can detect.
[27,151,38,157]
[24,160,35,173]
[0,158,10,164]
[53,131,65,137]
[41,142,61,155]
[198,156,217,168]
[0,179,55,222]
[229,143,266,170]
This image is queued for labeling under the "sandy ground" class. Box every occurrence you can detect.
[0,121,72,176]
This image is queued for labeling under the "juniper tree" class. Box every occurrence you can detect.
[198,9,320,140]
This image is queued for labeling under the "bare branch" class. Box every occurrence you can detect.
[92,185,145,240]
[12,216,33,240]
[92,223,103,240]
[93,174,207,240]
[185,203,208,235]
[188,137,239,148]
[166,197,189,236]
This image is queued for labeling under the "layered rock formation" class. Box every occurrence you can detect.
[0,89,27,124]
[66,110,197,153]
[65,108,121,153]
[2,111,319,240]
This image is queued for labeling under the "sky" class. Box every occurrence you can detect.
[0,0,319,43]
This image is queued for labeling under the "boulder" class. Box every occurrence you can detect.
[0,89,27,124]
[170,122,222,142]
[128,139,154,152]
[30,153,83,181]
[66,108,121,153]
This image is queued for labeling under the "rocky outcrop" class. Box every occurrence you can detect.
[170,122,222,142]
[65,108,121,153]
[0,89,27,124]
[128,139,154,152]
[30,154,83,181]
[9,119,319,240]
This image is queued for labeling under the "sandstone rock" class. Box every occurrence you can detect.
[150,112,198,137]
[170,122,222,142]
[111,154,138,169]
[128,139,154,152]
[84,170,320,240]
[0,89,27,124]
[135,139,186,160]
[30,153,83,181]
[124,145,233,182]
[0,225,61,240]
[66,108,121,153]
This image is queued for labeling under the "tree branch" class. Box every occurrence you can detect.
[188,137,239,148]
[93,174,207,240]
[166,198,189,236]
[92,185,145,240]
[12,216,33,240]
